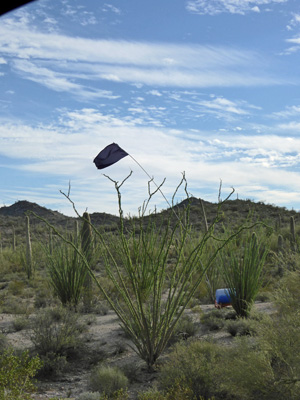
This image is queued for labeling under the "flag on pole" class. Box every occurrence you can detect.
[93,143,128,170]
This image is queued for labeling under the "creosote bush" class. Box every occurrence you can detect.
[30,306,85,377]
[159,339,220,400]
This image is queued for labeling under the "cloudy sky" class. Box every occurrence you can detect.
[1,0,300,216]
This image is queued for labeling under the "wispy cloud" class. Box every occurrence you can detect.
[102,4,121,15]
[166,92,260,121]
[12,59,119,100]
[186,0,288,16]
[0,18,284,93]
[271,104,300,118]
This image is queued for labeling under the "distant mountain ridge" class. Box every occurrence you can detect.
[0,200,65,219]
[0,200,120,228]
[0,198,299,231]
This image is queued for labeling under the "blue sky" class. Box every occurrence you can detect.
[1,0,300,216]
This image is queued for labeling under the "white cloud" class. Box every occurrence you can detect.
[286,13,300,31]
[197,97,250,115]
[186,0,288,16]
[165,93,258,120]
[102,4,121,15]
[148,90,163,96]
[0,20,283,91]
[12,59,119,100]
[1,109,300,214]
[286,37,300,45]
[272,105,300,118]
[0,57,6,64]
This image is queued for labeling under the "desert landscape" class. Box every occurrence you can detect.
[0,197,299,400]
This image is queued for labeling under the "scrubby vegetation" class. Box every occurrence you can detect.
[0,177,300,399]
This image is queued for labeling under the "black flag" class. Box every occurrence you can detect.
[93,143,128,170]
[0,1,36,16]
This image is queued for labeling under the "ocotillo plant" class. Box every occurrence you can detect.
[25,215,33,279]
[46,236,88,307]
[81,212,94,310]
[221,231,269,318]
[31,174,263,368]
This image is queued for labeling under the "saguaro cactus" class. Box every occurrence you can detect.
[25,215,33,278]
[12,226,16,251]
[278,234,284,253]
[290,216,297,252]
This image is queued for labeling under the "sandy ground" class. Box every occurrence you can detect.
[1,301,276,399]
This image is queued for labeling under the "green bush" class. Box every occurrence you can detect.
[0,348,42,400]
[169,314,198,344]
[200,309,227,331]
[0,334,8,353]
[138,383,198,400]
[30,306,85,377]
[225,317,258,337]
[89,365,129,397]
[217,337,276,400]
[13,316,30,331]
[36,351,68,378]
[159,340,221,399]
[77,392,102,400]
[30,306,84,356]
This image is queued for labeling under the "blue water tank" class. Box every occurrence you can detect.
[215,288,231,305]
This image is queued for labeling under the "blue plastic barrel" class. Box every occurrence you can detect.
[215,288,231,306]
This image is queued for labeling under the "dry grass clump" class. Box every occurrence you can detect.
[89,365,129,397]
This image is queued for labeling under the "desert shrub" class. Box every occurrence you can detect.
[159,339,221,399]
[200,309,227,331]
[1,296,29,314]
[30,306,84,376]
[169,314,198,344]
[225,317,258,337]
[89,365,129,397]
[99,389,129,400]
[216,337,279,400]
[138,382,199,399]
[78,392,101,400]
[13,315,30,331]
[36,351,68,378]
[8,280,25,296]
[0,348,42,400]
[34,290,51,308]
[217,271,300,400]
[255,270,300,399]
[0,334,8,353]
